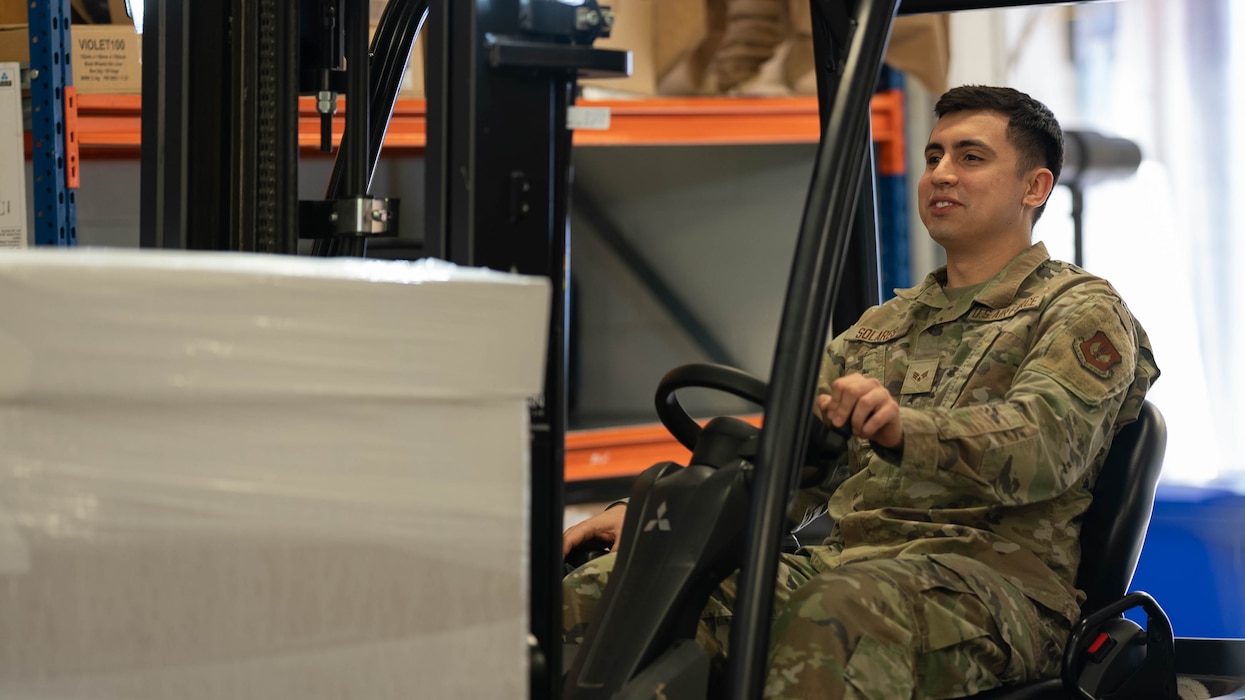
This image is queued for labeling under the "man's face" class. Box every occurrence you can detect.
[918,110,1041,252]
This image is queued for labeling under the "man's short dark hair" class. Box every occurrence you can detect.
[934,85,1064,225]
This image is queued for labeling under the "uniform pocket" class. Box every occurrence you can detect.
[912,565,996,654]
[843,634,918,699]
[925,555,1069,686]
[911,563,1013,698]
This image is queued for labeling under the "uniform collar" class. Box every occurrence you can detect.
[894,242,1050,309]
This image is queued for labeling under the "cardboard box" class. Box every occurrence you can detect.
[0,0,141,93]
[106,0,133,25]
[580,0,708,96]
[370,0,388,24]
[71,23,142,93]
[2,0,133,26]
[0,24,24,64]
[580,0,950,97]
[787,5,951,96]
[0,0,23,26]
[401,39,425,99]
[0,22,141,93]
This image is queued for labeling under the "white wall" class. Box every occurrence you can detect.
[21,160,143,248]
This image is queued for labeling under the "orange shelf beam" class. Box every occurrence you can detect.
[68,93,902,161]
[576,96,820,146]
[70,94,142,154]
[566,422,692,482]
[566,414,762,482]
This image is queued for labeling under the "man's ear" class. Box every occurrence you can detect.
[1023,168,1056,209]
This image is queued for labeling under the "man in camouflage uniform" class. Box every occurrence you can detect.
[562,85,1160,698]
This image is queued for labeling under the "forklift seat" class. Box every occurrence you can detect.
[972,400,1167,699]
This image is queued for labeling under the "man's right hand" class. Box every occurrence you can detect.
[817,372,904,450]
[562,505,627,558]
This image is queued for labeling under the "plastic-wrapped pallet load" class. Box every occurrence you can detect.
[0,249,550,699]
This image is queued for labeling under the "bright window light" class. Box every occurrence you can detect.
[125,0,143,35]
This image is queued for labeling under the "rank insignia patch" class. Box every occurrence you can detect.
[901,358,939,394]
[1075,330,1122,377]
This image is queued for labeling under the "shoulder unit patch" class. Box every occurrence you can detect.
[1075,330,1122,377]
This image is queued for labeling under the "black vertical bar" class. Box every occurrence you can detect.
[229,0,258,252]
[186,2,230,251]
[139,0,189,248]
[423,0,460,261]
[267,0,300,254]
[139,0,297,253]
[341,0,371,258]
[833,145,883,335]
[538,75,574,700]
[342,0,370,199]
[425,1,570,695]
[725,0,900,695]
[141,0,232,251]
[228,0,298,253]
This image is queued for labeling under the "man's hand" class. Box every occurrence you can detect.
[562,505,627,558]
[816,373,904,449]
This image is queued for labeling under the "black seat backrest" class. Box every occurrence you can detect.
[1075,401,1167,615]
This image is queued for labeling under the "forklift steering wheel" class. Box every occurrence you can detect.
[654,363,769,451]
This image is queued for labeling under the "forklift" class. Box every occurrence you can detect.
[130,0,1245,696]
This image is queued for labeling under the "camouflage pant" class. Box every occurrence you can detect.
[563,551,1069,699]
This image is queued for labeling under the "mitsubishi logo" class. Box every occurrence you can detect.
[643,501,671,532]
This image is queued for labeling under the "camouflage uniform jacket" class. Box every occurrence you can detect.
[804,242,1160,623]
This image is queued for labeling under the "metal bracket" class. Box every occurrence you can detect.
[486,34,631,78]
[522,0,616,44]
[298,196,400,239]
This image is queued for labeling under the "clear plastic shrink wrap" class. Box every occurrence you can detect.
[0,249,550,699]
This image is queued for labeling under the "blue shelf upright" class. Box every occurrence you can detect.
[27,0,78,247]
[874,67,910,297]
